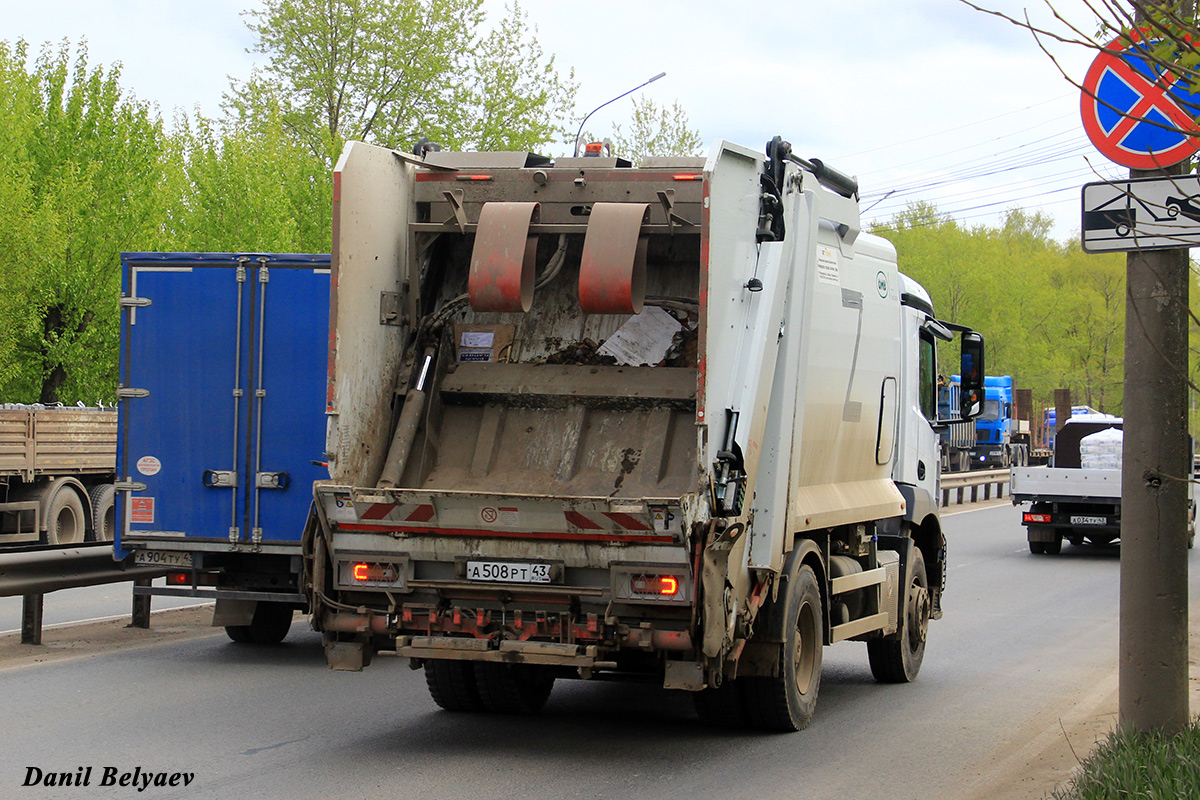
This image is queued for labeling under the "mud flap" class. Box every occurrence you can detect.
[212,599,256,628]
[324,635,374,671]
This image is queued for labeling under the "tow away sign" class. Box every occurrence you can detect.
[1081,174,1200,252]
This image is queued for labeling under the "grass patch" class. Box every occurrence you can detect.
[1052,717,1200,799]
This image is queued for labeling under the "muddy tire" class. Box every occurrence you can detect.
[426,660,484,712]
[868,548,930,684]
[474,663,554,714]
[742,563,823,731]
[43,486,86,546]
[88,484,116,542]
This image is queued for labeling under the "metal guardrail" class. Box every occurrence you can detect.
[942,469,1011,507]
[0,544,167,645]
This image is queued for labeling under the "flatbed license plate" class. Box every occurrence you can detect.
[133,550,193,568]
[1070,515,1107,526]
[466,561,552,584]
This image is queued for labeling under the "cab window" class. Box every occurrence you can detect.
[919,332,936,420]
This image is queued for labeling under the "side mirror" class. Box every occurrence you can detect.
[959,331,985,420]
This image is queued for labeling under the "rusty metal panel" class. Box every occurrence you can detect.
[468,202,539,312]
[440,363,695,405]
[413,169,703,227]
[579,203,650,314]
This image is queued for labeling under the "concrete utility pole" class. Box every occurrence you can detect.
[1118,0,1192,737]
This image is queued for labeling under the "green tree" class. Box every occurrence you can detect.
[874,203,1127,416]
[608,97,704,164]
[230,0,576,162]
[452,2,576,151]
[0,39,170,404]
[166,106,331,254]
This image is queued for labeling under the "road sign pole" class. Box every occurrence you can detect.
[1119,170,1191,734]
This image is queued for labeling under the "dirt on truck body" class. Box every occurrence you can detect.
[305,137,985,730]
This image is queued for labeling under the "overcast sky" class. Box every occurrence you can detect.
[5,0,1122,242]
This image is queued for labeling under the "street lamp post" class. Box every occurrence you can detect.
[572,72,666,157]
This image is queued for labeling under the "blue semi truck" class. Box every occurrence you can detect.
[939,374,1028,471]
[114,252,330,643]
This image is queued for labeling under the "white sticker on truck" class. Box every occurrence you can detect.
[816,245,840,286]
[137,456,161,476]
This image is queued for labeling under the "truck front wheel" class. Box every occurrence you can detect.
[867,548,929,683]
[741,563,823,731]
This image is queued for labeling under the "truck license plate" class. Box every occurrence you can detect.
[133,550,193,568]
[1069,515,1107,526]
[466,561,552,584]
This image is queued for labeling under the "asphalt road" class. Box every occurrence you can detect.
[1,503,1195,800]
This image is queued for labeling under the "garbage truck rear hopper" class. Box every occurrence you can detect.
[304,136,984,730]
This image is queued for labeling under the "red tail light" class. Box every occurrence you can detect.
[630,575,680,597]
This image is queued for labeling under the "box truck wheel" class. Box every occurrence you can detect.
[474,662,554,714]
[88,484,115,542]
[741,563,823,731]
[43,484,86,546]
[1028,539,1046,555]
[225,602,293,644]
[868,548,929,683]
[1043,534,1062,555]
[425,660,485,712]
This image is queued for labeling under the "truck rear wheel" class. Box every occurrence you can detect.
[741,563,823,731]
[425,660,485,712]
[1043,534,1063,555]
[867,548,929,683]
[43,485,86,546]
[88,484,115,542]
[693,679,747,727]
[1028,540,1046,554]
[474,663,554,714]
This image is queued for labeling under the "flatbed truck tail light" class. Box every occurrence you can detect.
[455,174,494,181]
[673,174,702,181]
[1024,513,1052,523]
[166,572,189,586]
[630,575,680,597]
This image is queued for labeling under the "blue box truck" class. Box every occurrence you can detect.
[115,252,329,643]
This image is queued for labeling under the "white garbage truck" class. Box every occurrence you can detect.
[303,135,984,730]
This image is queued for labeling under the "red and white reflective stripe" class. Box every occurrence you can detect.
[563,510,653,532]
[358,503,435,523]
